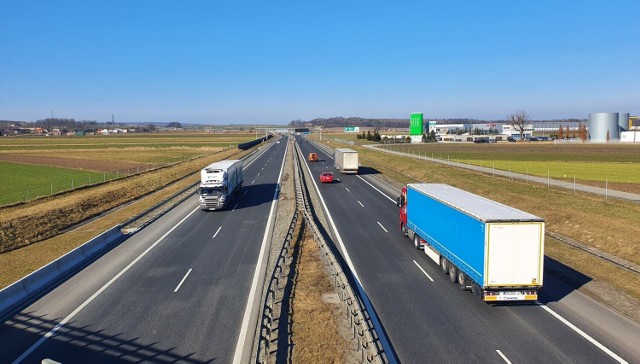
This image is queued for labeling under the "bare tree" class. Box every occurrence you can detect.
[507,110,530,140]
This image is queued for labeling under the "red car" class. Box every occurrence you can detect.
[319,171,334,183]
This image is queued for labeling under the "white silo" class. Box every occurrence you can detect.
[588,113,619,142]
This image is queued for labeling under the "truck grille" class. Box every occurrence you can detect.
[203,198,222,209]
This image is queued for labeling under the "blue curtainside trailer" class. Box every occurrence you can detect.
[398,183,544,302]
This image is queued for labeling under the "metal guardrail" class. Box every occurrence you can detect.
[256,209,300,363]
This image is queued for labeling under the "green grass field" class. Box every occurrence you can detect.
[0,161,117,205]
[376,141,640,185]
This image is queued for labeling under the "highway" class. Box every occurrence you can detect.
[0,138,288,363]
[296,136,639,363]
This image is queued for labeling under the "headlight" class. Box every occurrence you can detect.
[219,195,226,201]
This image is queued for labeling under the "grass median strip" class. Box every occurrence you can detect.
[291,228,355,363]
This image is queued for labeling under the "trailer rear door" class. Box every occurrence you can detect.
[485,222,544,287]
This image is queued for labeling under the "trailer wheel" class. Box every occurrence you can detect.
[457,271,469,290]
[449,265,458,283]
[471,283,482,298]
[440,258,449,274]
[413,234,422,250]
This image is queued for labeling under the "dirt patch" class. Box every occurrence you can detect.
[0,153,147,173]
[291,230,355,363]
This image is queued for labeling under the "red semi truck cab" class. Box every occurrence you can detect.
[398,187,408,236]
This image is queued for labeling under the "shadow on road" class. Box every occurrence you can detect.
[356,166,381,176]
[2,311,212,363]
[538,256,593,304]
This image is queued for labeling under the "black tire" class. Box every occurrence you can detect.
[449,264,458,283]
[401,224,408,238]
[471,283,482,298]
[457,271,469,290]
[413,234,422,250]
[441,257,449,274]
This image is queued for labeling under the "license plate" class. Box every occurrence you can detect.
[497,292,524,301]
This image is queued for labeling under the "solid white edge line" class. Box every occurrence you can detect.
[537,303,628,363]
[358,201,364,207]
[412,260,434,282]
[356,175,396,203]
[232,141,287,364]
[300,146,397,364]
[174,268,193,293]
[13,206,201,364]
[212,226,222,239]
[496,349,512,364]
[377,221,388,233]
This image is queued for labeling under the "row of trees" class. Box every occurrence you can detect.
[356,130,382,141]
[0,119,192,136]
[356,130,439,143]
[558,124,588,141]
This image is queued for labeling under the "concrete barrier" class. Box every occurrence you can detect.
[0,225,124,320]
[0,282,29,319]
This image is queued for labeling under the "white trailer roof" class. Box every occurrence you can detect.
[203,160,241,171]
[335,148,357,153]
[409,183,543,222]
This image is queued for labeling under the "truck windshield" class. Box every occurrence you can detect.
[200,186,225,196]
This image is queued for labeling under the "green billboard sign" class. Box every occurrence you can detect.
[410,113,423,135]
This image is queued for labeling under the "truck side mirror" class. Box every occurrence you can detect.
[396,197,401,207]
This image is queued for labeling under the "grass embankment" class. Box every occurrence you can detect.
[317,136,640,319]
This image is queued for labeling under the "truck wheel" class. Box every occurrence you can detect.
[449,265,458,283]
[440,258,449,274]
[457,271,469,290]
[413,235,422,250]
[401,224,408,238]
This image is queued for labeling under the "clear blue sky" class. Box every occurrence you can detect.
[1,1,638,124]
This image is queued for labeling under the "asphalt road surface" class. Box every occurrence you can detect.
[297,136,639,364]
[0,139,288,363]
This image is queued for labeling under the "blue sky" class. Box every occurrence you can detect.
[1,1,638,124]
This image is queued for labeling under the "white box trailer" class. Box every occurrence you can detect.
[199,160,243,210]
[334,148,358,174]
